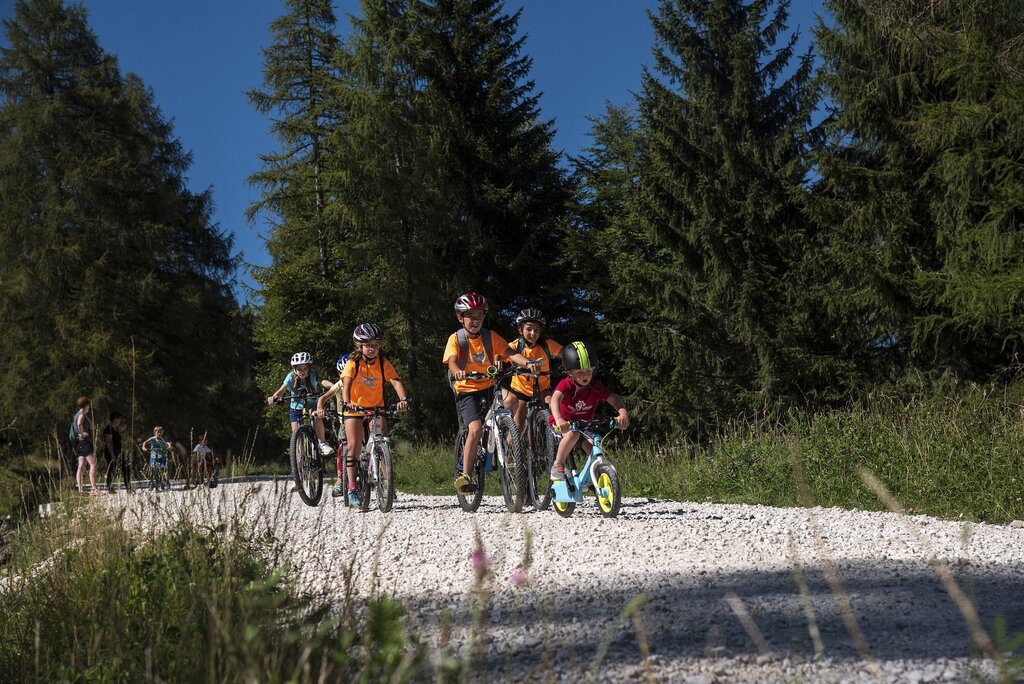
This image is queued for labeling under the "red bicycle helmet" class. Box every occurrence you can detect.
[454,292,487,313]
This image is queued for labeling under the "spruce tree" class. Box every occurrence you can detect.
[606,0,829,434]
[0,0,255,448]
[815,0,1024,382]
[248,0,350,412]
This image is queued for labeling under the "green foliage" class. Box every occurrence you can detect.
[0,0,258,452]
[0,513,424,682]
[252,0,574,438]
[814,0,1024,380]
[574,0,836,437]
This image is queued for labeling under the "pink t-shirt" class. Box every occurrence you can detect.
[550,377,611,424]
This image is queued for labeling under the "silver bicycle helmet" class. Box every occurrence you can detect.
[515,308,546,327]
[352,323,383,342]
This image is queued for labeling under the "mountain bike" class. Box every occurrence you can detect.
[275,393,330,506]
[509,367,557,510]
[454,367,528,513]
[340,404,400,513]
[549,418,623,518]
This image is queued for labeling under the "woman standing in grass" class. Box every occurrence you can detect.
[72,396,103,495]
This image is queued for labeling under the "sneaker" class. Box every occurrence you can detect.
[319,442,334,456]
[550,464,566,481]
[454,473,476,495]
[347,489,362,506]
[332,481,344,498]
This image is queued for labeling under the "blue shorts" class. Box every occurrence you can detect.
[150,455,167,469]
[289,408,305,423]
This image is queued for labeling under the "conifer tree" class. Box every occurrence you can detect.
[606,0,829,433]
[0,0,254,447]
[815,0,1024,381]
[248,0,350,406]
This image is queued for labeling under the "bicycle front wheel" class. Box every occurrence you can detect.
[595,465,621,518]
[375,442,395,513]
[529,410,555,510]
[497,414,526,513]
[289,425,323,506]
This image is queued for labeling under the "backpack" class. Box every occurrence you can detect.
[513,337,557,369]
[69,410,82,443]
[447,327,493,393]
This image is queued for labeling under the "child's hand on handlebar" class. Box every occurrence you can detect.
[453,369,467,381]
[554,418,570,432]
[615,412,629,430]
[396,399,410,412]
[266,395,276,406]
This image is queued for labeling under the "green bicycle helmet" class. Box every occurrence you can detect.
[561,341,597,371]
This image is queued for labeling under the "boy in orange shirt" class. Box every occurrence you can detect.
[443,293,536,496]
[502,308,563,433]
[316,323,409,506]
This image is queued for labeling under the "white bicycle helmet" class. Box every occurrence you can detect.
[290,351,312,367]
[515,308,546,327]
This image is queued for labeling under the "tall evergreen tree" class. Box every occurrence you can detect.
[0,0,255,448]
[248,0,350,412]
[815,0,1024,382]
[603,0,830,434]
[411,0,574,326]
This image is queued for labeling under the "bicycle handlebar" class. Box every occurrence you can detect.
[343,402,405,416]
[557,418,621,434]
[271,392,325,405]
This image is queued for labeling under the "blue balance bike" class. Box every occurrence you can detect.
[550,419,622,518]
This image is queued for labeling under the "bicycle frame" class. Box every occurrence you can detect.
[550,420,617,504]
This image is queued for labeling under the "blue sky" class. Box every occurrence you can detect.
[1,0,823,300]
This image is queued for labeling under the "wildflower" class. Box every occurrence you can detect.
[508,567,528,587]
[470,547,489,581]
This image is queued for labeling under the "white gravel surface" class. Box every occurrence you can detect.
[106,480,1024,683]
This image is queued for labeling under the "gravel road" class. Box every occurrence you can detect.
[110,481,1024,682]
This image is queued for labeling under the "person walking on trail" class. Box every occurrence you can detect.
[103,412,130,493]
[71,397,103,495]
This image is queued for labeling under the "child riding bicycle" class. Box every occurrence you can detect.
[502,307,563,432]
[316,324,409,506]
[443,293,537,496]
[141,426,171,490]
[266,351,334,456]
[549,342,629,481]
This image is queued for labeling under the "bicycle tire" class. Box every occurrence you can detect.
[454,428,485,513]
[594,465,621,518]
[497,414,526,513]
[289,425,323,506]
[340,450,351,508]
[530,409,555,510]
[375,442,395,513]
[357,450,371,511]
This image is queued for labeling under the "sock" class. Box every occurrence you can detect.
[349,483,357,490]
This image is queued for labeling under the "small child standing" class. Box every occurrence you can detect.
[142,426,171,491]
[191,432,217,488]
[316,324,409,506]
[549,342,629,480]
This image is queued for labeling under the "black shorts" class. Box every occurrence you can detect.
[506,388,532,402]
[455,388,493,428]
[75,439,94,458]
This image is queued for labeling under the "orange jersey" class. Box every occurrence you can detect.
[342,356,399,413]
[509,338,563,397]
[442,329,511,393]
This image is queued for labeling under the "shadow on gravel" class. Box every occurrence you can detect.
[407,560,1024,672]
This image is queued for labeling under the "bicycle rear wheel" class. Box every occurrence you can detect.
[529,409,555,510]
[497,415,526,513]
[454,428,484,513]
[375,442,395,513]
[289,425,324,506]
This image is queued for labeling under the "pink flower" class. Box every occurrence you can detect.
[470,548,489,580]
[508,567,529,587]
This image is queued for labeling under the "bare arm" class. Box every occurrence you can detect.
[550,389,567,429]
[266,382,288,406]
[606,392,630,429]
[390,379,409,411]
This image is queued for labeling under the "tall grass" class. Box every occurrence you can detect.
[394,389,1024,523]
[0,500,424,682]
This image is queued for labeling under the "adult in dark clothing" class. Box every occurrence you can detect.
[103,412,130,492]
